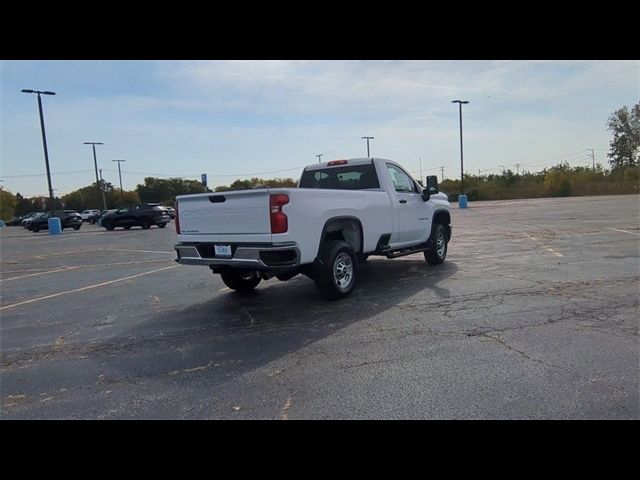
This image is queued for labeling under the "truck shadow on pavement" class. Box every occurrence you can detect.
[1,258,458,419]
[94,259,459,412]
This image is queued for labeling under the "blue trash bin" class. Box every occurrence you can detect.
[459,194,468,208]
[48,216,62,234]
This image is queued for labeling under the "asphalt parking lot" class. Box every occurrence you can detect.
[1,194,638,419]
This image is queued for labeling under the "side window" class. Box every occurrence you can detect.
[386,164,415,193]
[117,207,129,214]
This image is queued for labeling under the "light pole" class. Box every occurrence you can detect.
[112,160,126,198]
[362,136,374,157]
[84,142,107,210]
[451,100,469,206]
[21,89,56,214]
[316,154,323,164]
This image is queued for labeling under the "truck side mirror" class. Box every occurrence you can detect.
[426,175,439,194]
[422,175,439,201]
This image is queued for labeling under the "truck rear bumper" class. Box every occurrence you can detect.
[175,242,300,269]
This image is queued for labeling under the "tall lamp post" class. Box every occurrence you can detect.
[84,142,107,210]
[451,100,469,208]
[361,136,374,157]
[112,160,126,199]
[316,154,323,164]
[21,89,56,214]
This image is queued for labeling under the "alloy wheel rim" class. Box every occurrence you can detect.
[436,231,446,257]
[333,252,353,290]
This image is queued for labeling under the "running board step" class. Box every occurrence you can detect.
[385,243,429,259]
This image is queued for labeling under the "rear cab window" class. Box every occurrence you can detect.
[299,164,380,190]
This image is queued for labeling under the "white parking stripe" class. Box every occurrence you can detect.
[0,265,178,311]
[605,227,640,237]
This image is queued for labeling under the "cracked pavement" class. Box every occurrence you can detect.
[1,194,638,419]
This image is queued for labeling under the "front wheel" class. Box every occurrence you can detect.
[424,223,448,265]
[73,225,81,230]
[315,240,358,300]
[104,222,115,231]
[123,226,131,230]
[157,223,166,228]
[220,270,261,293]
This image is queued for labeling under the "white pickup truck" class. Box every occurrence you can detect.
[174,158,451,300]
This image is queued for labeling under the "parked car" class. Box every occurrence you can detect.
[80,209,102,223]
[29,211,83,232]
[164,206,176,219]
[174,157,451,300]
[100,203,171,230]
[7,214,33,226]
[22,212,45,228]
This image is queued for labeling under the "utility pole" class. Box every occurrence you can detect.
[112,160,126,199]
[84,142,106,210]
[440,166,445,180]
[316,154,323,164]
[361,136,374,157]
[451,100,469,196]
[98,169,107,209]
[514,163,521,175]
[589,149,596,170]
[21,89,56,214]
[419,157,423,180]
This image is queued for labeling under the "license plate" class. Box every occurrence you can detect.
[214,244,232,258]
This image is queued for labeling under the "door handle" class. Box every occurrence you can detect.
[399,199,407,204]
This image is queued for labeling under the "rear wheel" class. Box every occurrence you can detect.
[73,225,80,230]
[424,223,448,265]
[104,222,115,231]
[32,226,40,233]
[315,240,358,300]
[157,223,166,228]
[220,270,261,293]
[123,226,131,230]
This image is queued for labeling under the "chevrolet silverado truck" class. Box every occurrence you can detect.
[174,158,451,300]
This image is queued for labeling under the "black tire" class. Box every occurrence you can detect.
[141,219,152,229]
[32,226,40,233]
[314,240,358,300]
[73,225,80,230]
[123,225,131,230]
[90,219,95,224]
[220,270,261,293]
[104,222,115,231]
[157,223,166,228]
[424,223,448,265]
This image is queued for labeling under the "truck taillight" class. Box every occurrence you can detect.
[174,200,180,234]
[270,194,289,234]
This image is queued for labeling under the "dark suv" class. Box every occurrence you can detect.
[29,211,83,232]
[100,203,171,230]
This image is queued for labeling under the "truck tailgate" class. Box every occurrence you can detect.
[177,190,271,235]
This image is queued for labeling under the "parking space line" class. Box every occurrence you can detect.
[605,227,640,237]
[0,265,179,311]
[1,259,174,282]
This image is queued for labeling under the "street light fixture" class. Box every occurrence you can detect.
[84,142,107,210]
[21,89,56,214]
[112,160,126,199]
[361,136,374,157]
[451,100,469,206]
[316,154,323,164]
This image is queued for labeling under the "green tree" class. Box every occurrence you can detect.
[0,189,17,221]
[136,177,209,204]
[607,102,640,169]
[214,177,297,192]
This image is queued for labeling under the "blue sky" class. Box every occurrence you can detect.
[1,60,638,197]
